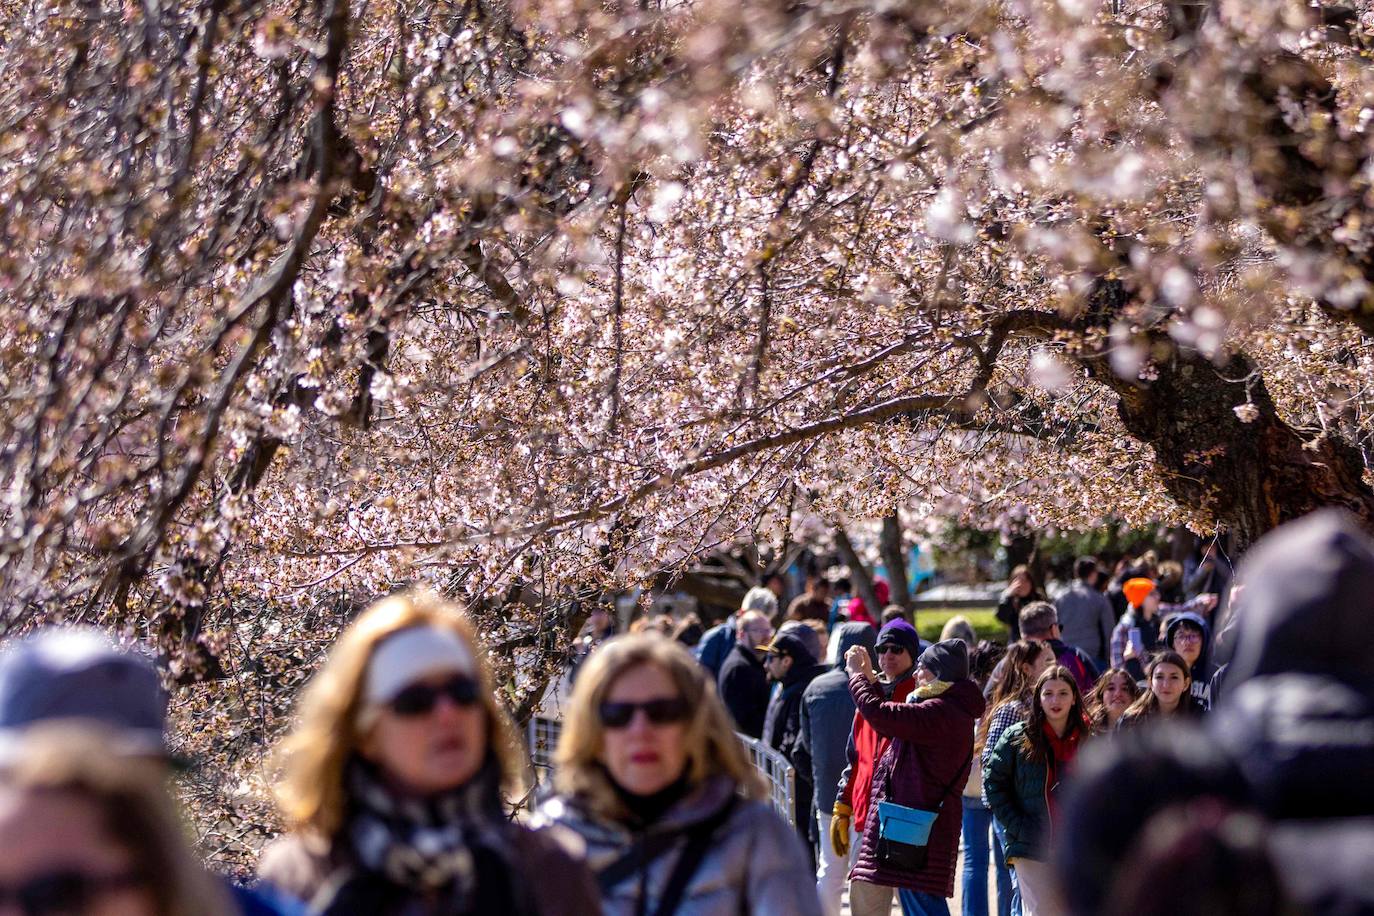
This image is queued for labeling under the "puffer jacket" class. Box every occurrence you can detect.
[982,720,1086,861]
[847,676,986,897]
[536,776,821,916]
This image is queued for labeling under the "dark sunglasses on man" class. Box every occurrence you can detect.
[389,675,480,716]
[875,645,908,656]
[598,697,691,729]
[0,869,146,916]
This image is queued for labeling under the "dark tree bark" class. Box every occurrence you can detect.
[1071,282,1374,548]
[834,525,881,618]
[880,511,911,610]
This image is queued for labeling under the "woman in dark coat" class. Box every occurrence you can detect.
[995,567,1045,642]
[843,639,987,916]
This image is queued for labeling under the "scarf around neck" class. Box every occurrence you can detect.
[343,755,521,908]
[911,680,952,700]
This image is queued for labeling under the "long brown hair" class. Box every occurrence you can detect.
[1121,651,1195,722]
[975,639,1046,756]
[1086,667,1141,731]
[0,724,236,916]
[272,590,526,840]
[1019,666,1088,762]
[1008,564,1045,600]
[554,633,763,820]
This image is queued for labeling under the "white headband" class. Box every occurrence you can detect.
[363,626,477,706]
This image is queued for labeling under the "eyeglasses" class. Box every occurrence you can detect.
[598,696,691,728]
[876,645,908,656]
[0,870,146,916]
[389,676,480,716]
[1173,631,1203,644]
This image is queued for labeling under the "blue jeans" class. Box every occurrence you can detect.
[899,889,951,916]
[962,802,1015,916]
[990,819,1022,916]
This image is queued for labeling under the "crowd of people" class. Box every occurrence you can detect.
[0,510,1369,915]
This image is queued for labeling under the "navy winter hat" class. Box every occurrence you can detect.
[875,619,922,657]
[0,628,168,760]
[917,638,970,683]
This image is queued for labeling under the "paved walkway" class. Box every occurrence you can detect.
[837,844,1000,915]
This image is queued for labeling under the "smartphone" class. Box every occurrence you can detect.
[1128,627,1145,659]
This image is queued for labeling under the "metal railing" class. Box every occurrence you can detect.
[525,715,796,827]
[734,731,797,827]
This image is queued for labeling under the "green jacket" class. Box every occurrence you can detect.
[981,720,1050,861]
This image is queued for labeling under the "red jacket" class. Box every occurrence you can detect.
[837,672,915,832]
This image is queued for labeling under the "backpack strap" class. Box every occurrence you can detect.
[596,830,681,894]
[594,793,740,902]
[652,795,739,916]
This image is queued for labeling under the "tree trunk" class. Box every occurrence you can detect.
[834,525,881,619]
[1005,533,1037,576]
[880,512,911,610]
[1075,288,1374,548]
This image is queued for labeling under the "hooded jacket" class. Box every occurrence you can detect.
[1056,510,1374,916]
[760,640,828,839]
[846,676,987,896]
[537,775,820,916]
[1163,611,1215,708]
[797,623,877,816]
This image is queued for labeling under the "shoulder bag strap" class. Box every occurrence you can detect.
[651,795,740,916]
[932,745,975,810]
[596,829,682,894]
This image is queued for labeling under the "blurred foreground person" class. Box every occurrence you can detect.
[0,627,299,916]
[260,591,599,915]
[1104,803,1300,916]
[0,724,236,916]
[538,634,820,916]
[1057,509,1374,916]
[844,639,985,916]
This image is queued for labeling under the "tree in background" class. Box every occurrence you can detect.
[4,0,1374,866]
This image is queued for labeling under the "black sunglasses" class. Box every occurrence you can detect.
[876,645,908,656]
[390,675,480,716]
[0,870,146,916]
[598,696,691,728]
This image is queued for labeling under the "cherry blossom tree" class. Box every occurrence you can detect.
[4,0,1374,864]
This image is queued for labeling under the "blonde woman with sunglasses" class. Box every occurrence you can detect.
[537,633,820,916]
[259,591,599,915]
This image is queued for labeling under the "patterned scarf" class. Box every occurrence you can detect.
[911,680,952,700]
[343,756,521,908]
